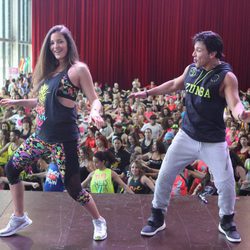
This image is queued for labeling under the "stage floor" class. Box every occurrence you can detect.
[0,191,249,250]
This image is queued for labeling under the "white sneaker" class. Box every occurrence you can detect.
[92,217,107,241]
[0,212,32,237]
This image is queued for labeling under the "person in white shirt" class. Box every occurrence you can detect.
[141,114,162,140]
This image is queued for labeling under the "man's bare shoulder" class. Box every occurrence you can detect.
[224,71,238,83]
[220,71,238,97]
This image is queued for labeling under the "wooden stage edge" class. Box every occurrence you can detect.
[0,191,249,250]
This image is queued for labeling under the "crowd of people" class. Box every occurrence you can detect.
[1,73,250,197]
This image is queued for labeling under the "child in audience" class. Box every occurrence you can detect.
[128,160,155,194]
[81,151,133,194]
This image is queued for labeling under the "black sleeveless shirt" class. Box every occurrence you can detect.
[128,176,150,194]
[35,71,79,143]
[182,62,231,142]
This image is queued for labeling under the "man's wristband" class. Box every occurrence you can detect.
[146,91,149,97]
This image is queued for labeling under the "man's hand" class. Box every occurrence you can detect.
[128,91,147,99]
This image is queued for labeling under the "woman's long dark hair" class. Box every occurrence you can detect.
[32,25,79,94]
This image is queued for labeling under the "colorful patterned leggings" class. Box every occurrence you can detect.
[5,133,90,205]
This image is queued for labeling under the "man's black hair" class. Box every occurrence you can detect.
[193,31,224,59]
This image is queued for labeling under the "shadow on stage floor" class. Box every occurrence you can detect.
[0,191,249,250]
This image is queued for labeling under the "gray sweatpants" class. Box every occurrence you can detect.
[152,129,235,217]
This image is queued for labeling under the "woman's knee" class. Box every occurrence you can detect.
[5,158,22,185]
[66,186,91,205]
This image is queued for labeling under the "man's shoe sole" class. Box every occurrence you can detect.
[0,219,32,237]
[218,224,241,243]
[141,222,166,236]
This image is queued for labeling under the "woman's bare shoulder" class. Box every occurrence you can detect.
[70,61,88,72]
[67,62,90,86]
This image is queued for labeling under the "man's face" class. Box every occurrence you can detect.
[150,119,156,125]
[192,41,214,69]
[18,110,24,116]
[114,126,122,132]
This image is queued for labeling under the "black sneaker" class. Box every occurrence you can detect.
[218,214,241,243]
[141,207,166,236]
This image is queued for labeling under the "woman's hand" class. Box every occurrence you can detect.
[89,109,104,129]
[239,110,250,123]
[0,98,17,107]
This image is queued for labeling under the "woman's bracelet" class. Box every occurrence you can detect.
[238,113,243,122]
